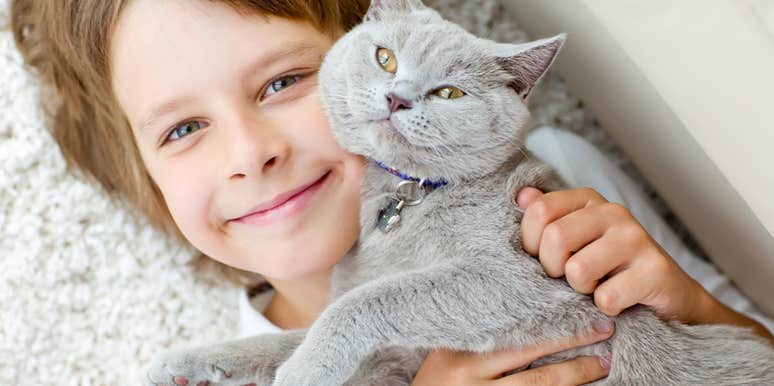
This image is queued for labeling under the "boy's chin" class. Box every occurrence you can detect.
[262,249,344,281]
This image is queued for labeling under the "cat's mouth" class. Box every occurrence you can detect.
[380,118,398,130]
[362,118,415,158]
[370,118,409,142]
[372,118,437,151]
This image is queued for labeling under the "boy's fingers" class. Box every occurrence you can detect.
[474,325,614,379]
[593,260,661,316]
[536,204,617,278]
[521,188,607,256]
[516,187,543,208]
[564,234,630,294]
[495,356,610,386]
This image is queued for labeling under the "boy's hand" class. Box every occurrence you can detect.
[517,186,774,343]
[516,187,707,323]
[412,325,613,386]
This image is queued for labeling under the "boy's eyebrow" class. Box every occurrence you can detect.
[139,42,321,133]
[239,41,320,82]
[140,96,196,133]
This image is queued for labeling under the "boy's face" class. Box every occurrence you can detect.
[111,0,364,279]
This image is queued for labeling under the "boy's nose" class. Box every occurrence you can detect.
[386,92,412,113]
[227,125,291,181]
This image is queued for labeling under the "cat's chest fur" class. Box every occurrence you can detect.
[333,162,523,295]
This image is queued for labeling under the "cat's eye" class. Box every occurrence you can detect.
[434,86,466,99]
[376,47,397,74]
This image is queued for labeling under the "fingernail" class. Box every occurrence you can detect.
[593,319,614,334]
[599,353,612,370]
[515,188,532,208]
[173,377,189,386]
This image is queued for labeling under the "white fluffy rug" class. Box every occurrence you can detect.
[0,0,690,384]
[0,2,241,384]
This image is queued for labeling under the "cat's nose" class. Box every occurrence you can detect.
[386,92,412,113]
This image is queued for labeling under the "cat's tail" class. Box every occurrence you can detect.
[605,305,774,385]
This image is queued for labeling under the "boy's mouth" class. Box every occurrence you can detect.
[230,171,331,226]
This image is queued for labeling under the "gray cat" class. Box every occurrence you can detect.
[145,1,774,385]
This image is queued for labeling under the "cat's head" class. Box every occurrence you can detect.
[319,0,565,183]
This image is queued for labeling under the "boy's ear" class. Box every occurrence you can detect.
[364,0,427,22]
[492,34,566,100]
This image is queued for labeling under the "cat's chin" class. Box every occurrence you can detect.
[360,119,451,179]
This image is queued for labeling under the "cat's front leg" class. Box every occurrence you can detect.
[273,257,604,386]
[271,297,381,386]
[145,330,304,386]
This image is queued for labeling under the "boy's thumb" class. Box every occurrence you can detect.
[516,187,543,208]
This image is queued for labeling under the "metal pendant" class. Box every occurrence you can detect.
[376,179,427,233]
[376,197,405,232]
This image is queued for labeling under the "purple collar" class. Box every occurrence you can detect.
[373,160,448,190]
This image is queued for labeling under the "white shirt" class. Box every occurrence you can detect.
[237,127,774,338]
[238,283,281,337]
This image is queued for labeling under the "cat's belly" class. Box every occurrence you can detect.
[344,346,426,386]
[334,185,520,293]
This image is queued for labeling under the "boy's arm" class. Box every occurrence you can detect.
[692,288,774,343]
[516,186,773,344]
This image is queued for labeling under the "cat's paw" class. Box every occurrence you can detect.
[144,347,258,386]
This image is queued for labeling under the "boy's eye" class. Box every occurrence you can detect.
[433,86,466,99]
[262,75,300,98]
[166,120,208,143]
[376,47,397,74]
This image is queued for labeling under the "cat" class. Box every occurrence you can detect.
[145,1,774,385]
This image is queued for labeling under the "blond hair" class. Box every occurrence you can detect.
[10,0,370,284]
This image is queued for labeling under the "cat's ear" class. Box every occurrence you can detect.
[364,0,427,22]
[493,34,566,100]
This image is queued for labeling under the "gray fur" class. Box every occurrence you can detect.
[145,1,774,385]
[276,1,774,384]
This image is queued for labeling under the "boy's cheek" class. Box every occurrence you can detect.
[165,196,213,250]
[154,172,218,245]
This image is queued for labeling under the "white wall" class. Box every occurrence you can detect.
[505,0,774,315]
